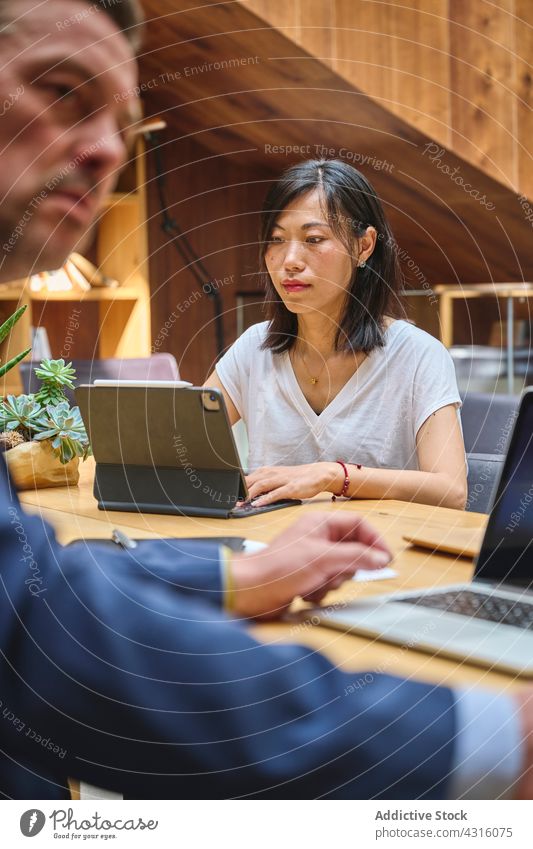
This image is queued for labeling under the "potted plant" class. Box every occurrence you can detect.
[0,358,91,489]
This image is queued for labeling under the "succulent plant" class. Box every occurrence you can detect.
[34,358,76,406]
[0,394,43,439]
[0,430,25,452]
[0,305,32,378]
[0,358,91,469]
[34,401,91,464]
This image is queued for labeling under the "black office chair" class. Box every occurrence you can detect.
[461,392,518,455]
[460,392,518,513]
[465,452,505,514]
[21,354,180,406]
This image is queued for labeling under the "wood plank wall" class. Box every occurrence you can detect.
[245,0,533,197]
[146,136,275,383]
[140,0,532,382]
[515,0,533,195]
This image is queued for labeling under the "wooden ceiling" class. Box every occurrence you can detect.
[139,0,533,284]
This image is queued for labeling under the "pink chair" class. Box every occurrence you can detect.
[21,354,180,405]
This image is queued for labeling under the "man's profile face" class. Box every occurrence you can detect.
[0,0,140,283]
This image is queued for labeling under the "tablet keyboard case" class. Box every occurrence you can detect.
[77,386,247,518]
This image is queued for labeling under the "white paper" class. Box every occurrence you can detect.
[242,539,268,554]
[353,566,397,582]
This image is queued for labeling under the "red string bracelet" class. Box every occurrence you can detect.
[331,461,362,501]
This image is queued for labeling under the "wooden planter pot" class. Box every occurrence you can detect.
[4,440,79,489]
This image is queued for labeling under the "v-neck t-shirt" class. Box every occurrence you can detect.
[216,320,461,472]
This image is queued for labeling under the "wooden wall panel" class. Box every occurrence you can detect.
[238,0,533,200]
[138,0,533,372]
[146,136,274,385]
[386,0,451,144]
[449,0,516,188]
[298,1,335,66]
[30,302,101,360]
[139,0,533,287]
[245,0,300,41]
[251,1,338,67]
[515,0,533,200]
[334,0,396,111]
[248,2,451,155]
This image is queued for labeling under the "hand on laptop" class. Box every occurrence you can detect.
[228,512,392,619]
[245,462,344,505]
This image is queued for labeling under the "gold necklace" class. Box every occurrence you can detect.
[296,348,333,385]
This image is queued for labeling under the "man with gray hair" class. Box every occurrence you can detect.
[0,0,531,800]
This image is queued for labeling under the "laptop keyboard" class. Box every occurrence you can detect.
[398,589,533,630]
[232,500,260,514]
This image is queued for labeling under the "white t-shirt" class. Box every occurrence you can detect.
[216,320,461,472]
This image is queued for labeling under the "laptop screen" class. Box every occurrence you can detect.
[475,390,533,587]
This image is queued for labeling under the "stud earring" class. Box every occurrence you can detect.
[358,260,366,268]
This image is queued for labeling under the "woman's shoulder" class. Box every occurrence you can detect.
[230,321,270,352]
[385,319,450,358]
[383,321,458,396]
[217,322,272,387]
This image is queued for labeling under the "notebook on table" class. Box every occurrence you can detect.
[76,384,300,519]
[402,524,487,559]
[313,388,533,677]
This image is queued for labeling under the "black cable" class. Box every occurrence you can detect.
[144,132,225,359]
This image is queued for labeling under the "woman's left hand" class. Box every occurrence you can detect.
[245,463,342,505]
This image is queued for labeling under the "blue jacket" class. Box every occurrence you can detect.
[0,460,455,798]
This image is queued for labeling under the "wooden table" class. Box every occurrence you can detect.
[17,458,519,694]
[434,282,533,393]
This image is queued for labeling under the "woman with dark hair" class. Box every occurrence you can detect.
[205,159,467,508]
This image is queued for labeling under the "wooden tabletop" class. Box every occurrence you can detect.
[18,458,521,692]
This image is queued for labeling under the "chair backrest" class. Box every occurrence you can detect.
[450,345,505,393]
[20,355,180,406]
[461,392,518,455]
[466,452,505,513]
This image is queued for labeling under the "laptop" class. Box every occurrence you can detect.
[314,387,533,676]
[76,384,300,519]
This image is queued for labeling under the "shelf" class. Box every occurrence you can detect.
[29,287,139,302]
[434,282,533,299]
[0,288,25,301]
[1,286,140,303]
[103,192,139,210]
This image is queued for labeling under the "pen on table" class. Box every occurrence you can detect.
[111,528,138,550]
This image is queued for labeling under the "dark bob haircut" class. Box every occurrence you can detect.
[259,159,405,355]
